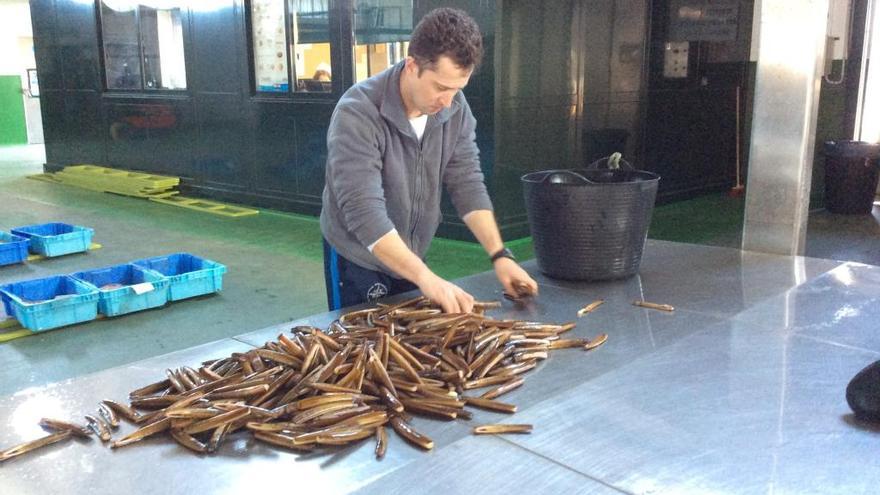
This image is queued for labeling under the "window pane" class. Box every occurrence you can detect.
[291,0,332,93]
[102,2,142,90]
[139,5,187,90]
[353,0,412,83]
[252,0,290,92]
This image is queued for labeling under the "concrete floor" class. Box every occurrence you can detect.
[0,143,878,397]
[806,205,880,264]
[649,187,880,265]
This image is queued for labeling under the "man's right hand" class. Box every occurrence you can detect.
[415,271,475,314]
[371,231,476,314]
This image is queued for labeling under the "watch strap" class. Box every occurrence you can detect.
[490,247,515,263]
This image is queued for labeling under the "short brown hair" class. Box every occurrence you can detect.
[408,8,483,72]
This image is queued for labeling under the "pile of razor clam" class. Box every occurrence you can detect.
[0,296,607,462]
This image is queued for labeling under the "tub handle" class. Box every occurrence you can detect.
[587,153,634,170]
[540,169,596,185]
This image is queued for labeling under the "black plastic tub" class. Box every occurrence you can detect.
[823,140,880,214]
[522,159,660,281]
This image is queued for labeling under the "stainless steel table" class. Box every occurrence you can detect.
[1,241,878,494]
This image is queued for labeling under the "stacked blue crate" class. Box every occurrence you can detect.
[131,253,227,301]
[72,264,170,317]
[0,275,99,331]
[0,248,226,332]
[0,232,29,266]
[11,223,94,257]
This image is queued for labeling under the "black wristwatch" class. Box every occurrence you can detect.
[490,247,516,263]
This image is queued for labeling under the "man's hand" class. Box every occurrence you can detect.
[493,257,538,299]
[460,210,538,300]
[370,231,475,313]
[414,271,475,314]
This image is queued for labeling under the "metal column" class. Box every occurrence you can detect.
[742,0,831,255]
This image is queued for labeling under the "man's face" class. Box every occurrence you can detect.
[403,55,472,116]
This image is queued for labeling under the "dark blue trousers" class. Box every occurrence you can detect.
[323,238,419,311]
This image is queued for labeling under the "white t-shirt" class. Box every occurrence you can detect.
[410,115,428,141]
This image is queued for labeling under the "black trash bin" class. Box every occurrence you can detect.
[522,156,660,281]
[823,140,880,214]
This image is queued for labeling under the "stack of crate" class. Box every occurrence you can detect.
[0,253,227,333]
[30,165,179,199]
[30,165,259,217]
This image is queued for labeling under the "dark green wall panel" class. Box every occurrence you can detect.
[29,0,862,241]
[104,98,194,175]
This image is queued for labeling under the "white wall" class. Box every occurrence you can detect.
[0,0,34,76]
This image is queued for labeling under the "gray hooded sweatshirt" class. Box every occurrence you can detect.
[320,61,493,276]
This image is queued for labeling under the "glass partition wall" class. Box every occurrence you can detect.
[100,1,187,90]
[248,0,414,92]
[250,0,334,93]
[352,0,412,82]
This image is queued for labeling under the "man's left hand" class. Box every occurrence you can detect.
[493,257,538,298]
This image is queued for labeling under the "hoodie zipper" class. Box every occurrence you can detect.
[409,142,424,245]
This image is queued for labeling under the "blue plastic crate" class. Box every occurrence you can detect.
[0,275,99,331]
[0,232,30,266]
[72,264,170,317]
[11,223,94,257]
[131,253,227,301]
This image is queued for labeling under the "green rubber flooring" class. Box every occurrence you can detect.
[1,144,877,397]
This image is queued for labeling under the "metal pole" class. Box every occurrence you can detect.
[742,0,831,255]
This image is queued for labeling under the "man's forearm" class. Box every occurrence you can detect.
[370,230,433,285]
[371,230,476,313]
[462,209,505,255]
[464,210,538,298]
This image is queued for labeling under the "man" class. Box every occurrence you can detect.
[321,8,537,314]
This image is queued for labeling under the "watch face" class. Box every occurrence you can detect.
[492,248,515,262]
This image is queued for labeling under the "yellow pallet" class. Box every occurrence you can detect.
[63,165,180,188]
[55,171,178,190]
[46,173,177,198]
[0,315,107,343]
[0,319,31,343]
[149,196,260,217]
[29,168,256,218]
[26,173,63,183]
[47,183,176,199]
[47,171,178,195]
[51,176,165,191]
[0,317,33,343]
[25,242,102,262]
[119,190,179,199]
[32,165,179,186]
[30,171,177,190]
[55,175,180,191]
